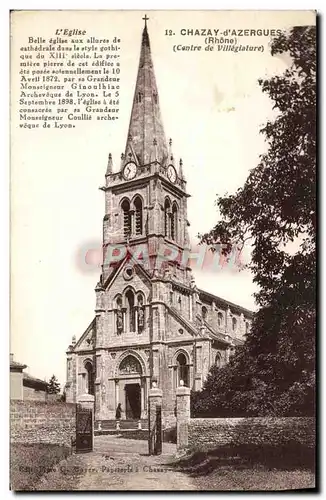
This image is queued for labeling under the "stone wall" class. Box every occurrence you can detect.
[23,385,47,402]
[10,400,76,448]
[187,417,315,450]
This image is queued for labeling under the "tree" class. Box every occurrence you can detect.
[47,374,61,395]
[193,26,316,417]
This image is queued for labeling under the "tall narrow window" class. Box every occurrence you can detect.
[134,196,143,235]
[153,93,158,104]
[164,198,171,237]
[85,361,94,395]
[202,306,208,321]
[126,290,135,332]
[215,353,221,368]
[171,203,178,240]
[232,317,237,332]
[176,353,189,387]
[122,199,131,238]
[218,312,224,328]
[137,92,143,103]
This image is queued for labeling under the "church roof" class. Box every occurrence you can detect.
[198,288,254,318]
[124,19,168,166]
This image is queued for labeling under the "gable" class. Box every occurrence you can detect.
[166,305,200,339]
[104,256,152,309]
[74,318,96,351]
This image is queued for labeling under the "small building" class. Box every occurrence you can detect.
[10,354,48,401]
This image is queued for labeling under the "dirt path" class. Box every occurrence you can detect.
[35,435,195,491]
[31,435,315,491]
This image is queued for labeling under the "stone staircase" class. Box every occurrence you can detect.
[94,419,148,435]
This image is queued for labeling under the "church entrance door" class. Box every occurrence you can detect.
[125,383,141,419]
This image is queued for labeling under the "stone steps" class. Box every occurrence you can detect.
[95,419,148,432]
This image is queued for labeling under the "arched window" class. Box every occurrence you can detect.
[164,198,171,237]
[171,203,178,240]
[215,353,221,368]
[134,196,143,235]
[176,353,189,387]
[202,306,208,321]
[122,199,131,238]
[126,290,135,332]
[232,317,237,332]
[218,312,224,328]
[85,361,94,395]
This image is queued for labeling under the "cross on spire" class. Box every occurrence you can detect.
[124,14,168,165]
[142,14,149,27]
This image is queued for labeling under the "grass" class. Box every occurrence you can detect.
[10,443,72,491]
[172,443,316,491]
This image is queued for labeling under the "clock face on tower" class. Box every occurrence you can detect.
[167,165,177,183]
[123,162,137,180]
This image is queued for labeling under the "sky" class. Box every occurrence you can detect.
[10,10,315,385]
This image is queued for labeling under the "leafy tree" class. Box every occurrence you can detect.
[193,26,316,417]
[47,374,61,395]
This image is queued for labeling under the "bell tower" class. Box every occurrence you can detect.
[100,17,191,285]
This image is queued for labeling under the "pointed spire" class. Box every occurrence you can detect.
[179,158,184,179]
[168,138,175,165]
[151,137,158,162]
[106,153,113,176]
[124,18,168,166]
[120,152,125,169]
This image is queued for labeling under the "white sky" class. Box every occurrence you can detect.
[10,10,315,386]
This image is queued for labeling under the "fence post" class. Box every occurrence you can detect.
[176,381,190,451]
[77,393,95,412]
[148,382,163,455]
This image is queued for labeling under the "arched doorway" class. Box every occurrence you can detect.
[119,355,143,420]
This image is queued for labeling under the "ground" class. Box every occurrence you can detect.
[11,435,315,491]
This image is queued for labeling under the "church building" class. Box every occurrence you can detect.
[65,19,253,427]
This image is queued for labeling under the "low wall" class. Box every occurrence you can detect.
[22,386,47,402]
[11,400,76,448]
[187,417,315,450]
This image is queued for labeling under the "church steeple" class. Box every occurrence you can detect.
[124,16,168,167]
